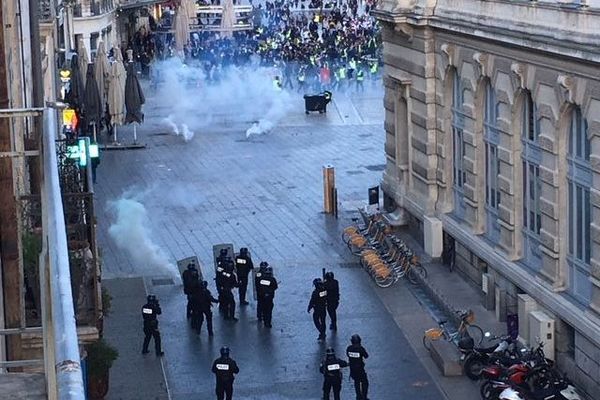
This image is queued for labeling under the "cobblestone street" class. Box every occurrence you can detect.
[97,86,445,399]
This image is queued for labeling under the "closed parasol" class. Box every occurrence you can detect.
[94,41,109,109]
[107,53,126,143]
[124,62,145,143]
[174,5,190,53]
[78,39,89,85]
[83,64,102,140]
[66,54,85,119]
[221,0,237,36]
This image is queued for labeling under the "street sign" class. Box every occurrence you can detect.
[62,108,78,130]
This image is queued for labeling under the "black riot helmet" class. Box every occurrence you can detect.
[219,248,228,256]
[325,347,335,357]
[202,280,208,288]
[325,271,334,280]
[240,247,248,255]
[259,261,269,269]
[351,334,361,345]
[313,278,323,288]
[187,263,196,270]
[147,294,157,303]
[265,266,273,276]
[220,346,230,357]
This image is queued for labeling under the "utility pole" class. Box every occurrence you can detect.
[0,1,23,367]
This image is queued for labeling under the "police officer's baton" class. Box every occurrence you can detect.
[322,268,326,280]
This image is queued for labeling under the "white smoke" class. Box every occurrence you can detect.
[163,114,195,141]
[152,58,294,139]
[107,194,179,279]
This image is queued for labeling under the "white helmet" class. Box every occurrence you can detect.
[498,388,522,400]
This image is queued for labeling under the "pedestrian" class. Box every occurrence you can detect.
[324,271,339,331]
[141,294,164,356]
[182,262,200,319]
[211,346,240,400]
[221,261,238,321]
[346,334,369,400]
[255,261,269,322]
[319,347,348,400]
[216,248,229,273]
[307,278,328,340]
[235,247,254,305]
[257,266,278,328]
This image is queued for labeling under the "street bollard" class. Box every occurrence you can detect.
[323,165,335,213]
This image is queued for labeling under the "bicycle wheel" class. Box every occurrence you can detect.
[407,264,427,285]
[375,274,394,288]
[464,324,484,346]
[422,335,433,351]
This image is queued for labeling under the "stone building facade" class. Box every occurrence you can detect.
[373,0,600,397]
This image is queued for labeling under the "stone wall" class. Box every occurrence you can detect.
[374,1,600,397]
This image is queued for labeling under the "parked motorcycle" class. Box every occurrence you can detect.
[461,332,516,380]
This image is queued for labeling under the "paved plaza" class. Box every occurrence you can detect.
[97,85,448,399]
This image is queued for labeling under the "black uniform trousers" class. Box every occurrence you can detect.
[216,379,234,400]
[313,309,326,336]
[222,290,236,319]
[323,377,342,400]
[190,310,203,333]
[202,309,214,334]
[327,301,338,329]
[256,296,264,320]
[351,370,369,400]
[261,297,274,325]
[142,326,162,354]
[238,276,249,303]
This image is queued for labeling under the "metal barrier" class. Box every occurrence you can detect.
[0,107,85,399]
[41,107,85,399]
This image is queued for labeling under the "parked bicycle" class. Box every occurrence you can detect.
[422,309,484,350]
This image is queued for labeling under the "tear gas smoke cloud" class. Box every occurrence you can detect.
[152,58,295,140]
[107,191,179,279]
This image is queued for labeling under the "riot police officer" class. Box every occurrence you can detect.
[235,248,254,305]
[319,347,348,400]
[216,248,229,272]
[220,261,238,321]
[255,261,269,321]
[324,271,339,331]
[257,266,278,328]
[211,346,240,400]
[216,257,232,313]
[182,263,200,319]
[346,334,370,400]
[307,278,328,340]
[141,294,164,356]
[201,280,219,336]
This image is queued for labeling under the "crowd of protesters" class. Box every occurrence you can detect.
[127,0,382,93]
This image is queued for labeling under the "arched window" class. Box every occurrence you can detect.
[451,70,466,219]
[521,92,542,270]
[567,107,592,304]
[484,81,500,240]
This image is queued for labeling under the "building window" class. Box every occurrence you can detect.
[484,81,500,240]
[567,107,592,304]
[521,92,542,270]
[451,69,466,219]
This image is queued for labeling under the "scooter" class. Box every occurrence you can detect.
[498,378,583,400]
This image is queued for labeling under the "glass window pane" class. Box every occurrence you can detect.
[577,185,583,260]
[569,182,573,255]
[523,161,528,228]
[585,189,591,263]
